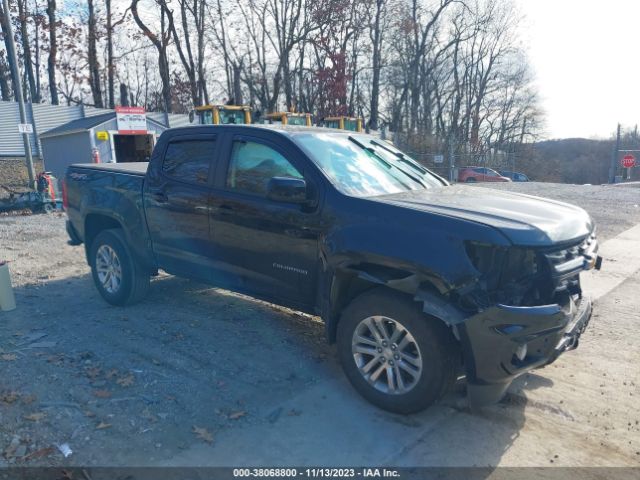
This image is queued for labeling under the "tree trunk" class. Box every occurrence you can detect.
[0,57,10,100]
[119,83,129,106]
[283,59,293,110]
[106,0,115,108]
[16,0,40,102]
[46,0,58,104]
[131,0,172,113]
[368,0,383,130]
[0,0,16,100]
[87,0,104,107]
[233,62,242,105]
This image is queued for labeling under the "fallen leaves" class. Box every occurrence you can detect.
[85,367,102,380]
[92,389,112,399]
[116,374,135,387]
[23,412,46,422]
[3,437,22,458]
[96,422,112,430]
[46,353,65,365]
[192,426,214,444]
[1,353,17,361]
[0,391,20,404]
[228,411,246,420]
[23,446,54,461]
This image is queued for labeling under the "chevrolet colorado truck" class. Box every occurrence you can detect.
[64,125,601,413]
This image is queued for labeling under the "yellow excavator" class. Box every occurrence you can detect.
[264,111,312,127]
[320,116,363,132]
[194,104,252,125]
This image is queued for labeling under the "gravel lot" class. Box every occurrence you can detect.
[0,182,639,471]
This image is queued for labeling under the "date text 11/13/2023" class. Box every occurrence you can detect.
[232,468,400,477]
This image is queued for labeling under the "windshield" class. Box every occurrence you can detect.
[294,133,446,197]
[199,110,213,124]
[219,109,246,124]
[288,115,308,126]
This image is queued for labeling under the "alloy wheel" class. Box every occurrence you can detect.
[351,315,423,394]
[95,245,122,294]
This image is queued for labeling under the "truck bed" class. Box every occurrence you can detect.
[70,162,149,176]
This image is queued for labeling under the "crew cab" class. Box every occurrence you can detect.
[64,125,601,413]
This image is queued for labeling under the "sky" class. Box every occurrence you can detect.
[515,0,640,139]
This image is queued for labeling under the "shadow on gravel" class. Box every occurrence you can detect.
[0,273,530,468]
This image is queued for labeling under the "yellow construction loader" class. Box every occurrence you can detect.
[264,112,312,127]
[194,105,252,125]
[320,116,363,132]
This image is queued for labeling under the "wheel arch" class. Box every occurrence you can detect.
[84,214,123,262]
[83,212,156,273]
[323,262,466,344]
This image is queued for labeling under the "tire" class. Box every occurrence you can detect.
[465,177,477,183]
[337,288,458,414]
[89,229,150,306]
[43,203,55,214]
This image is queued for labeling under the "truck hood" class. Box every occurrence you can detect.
[374,185,593,247]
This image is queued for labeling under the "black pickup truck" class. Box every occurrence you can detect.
[64,125,600,413]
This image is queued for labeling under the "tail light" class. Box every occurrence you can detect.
[62,179,68,210]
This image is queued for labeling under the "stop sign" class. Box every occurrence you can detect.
[621,154,636,168]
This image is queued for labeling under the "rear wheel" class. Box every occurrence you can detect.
[90,229,150,306]
[337,288,458,414]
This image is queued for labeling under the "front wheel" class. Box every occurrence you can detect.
[337,288,458,414]
[90,229,150,306]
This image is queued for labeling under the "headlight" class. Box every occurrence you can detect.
[464,241,542,305]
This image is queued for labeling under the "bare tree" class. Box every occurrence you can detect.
[0,53,11,100]
[87,0,104,107]
[45,0,58,103]
[366,0,391,130]
[130,0,173,113]
[16,0,40,101]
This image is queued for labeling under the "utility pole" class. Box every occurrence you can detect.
[1,0,36,189]
[608,123,621,184]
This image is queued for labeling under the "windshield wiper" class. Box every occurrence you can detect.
[348,136,427,188]
[370,140,429,175]
[348,136,392,168]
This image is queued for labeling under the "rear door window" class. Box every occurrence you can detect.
[162,139,216,184]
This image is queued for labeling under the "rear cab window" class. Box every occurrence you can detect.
[162,138,216,184]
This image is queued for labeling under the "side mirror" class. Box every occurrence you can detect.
[266,177,308,204]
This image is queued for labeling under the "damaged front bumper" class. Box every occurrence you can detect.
[458,294,592,406]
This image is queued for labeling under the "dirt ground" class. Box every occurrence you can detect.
[0,183,639,472]
[0,159,45,196]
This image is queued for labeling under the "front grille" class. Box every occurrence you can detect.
[542,231,598,297]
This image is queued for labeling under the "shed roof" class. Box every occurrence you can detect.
[40,112,166,139]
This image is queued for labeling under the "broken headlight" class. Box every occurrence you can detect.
[464,241,544,307]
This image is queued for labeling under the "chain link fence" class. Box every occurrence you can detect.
[390,132,519,182]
